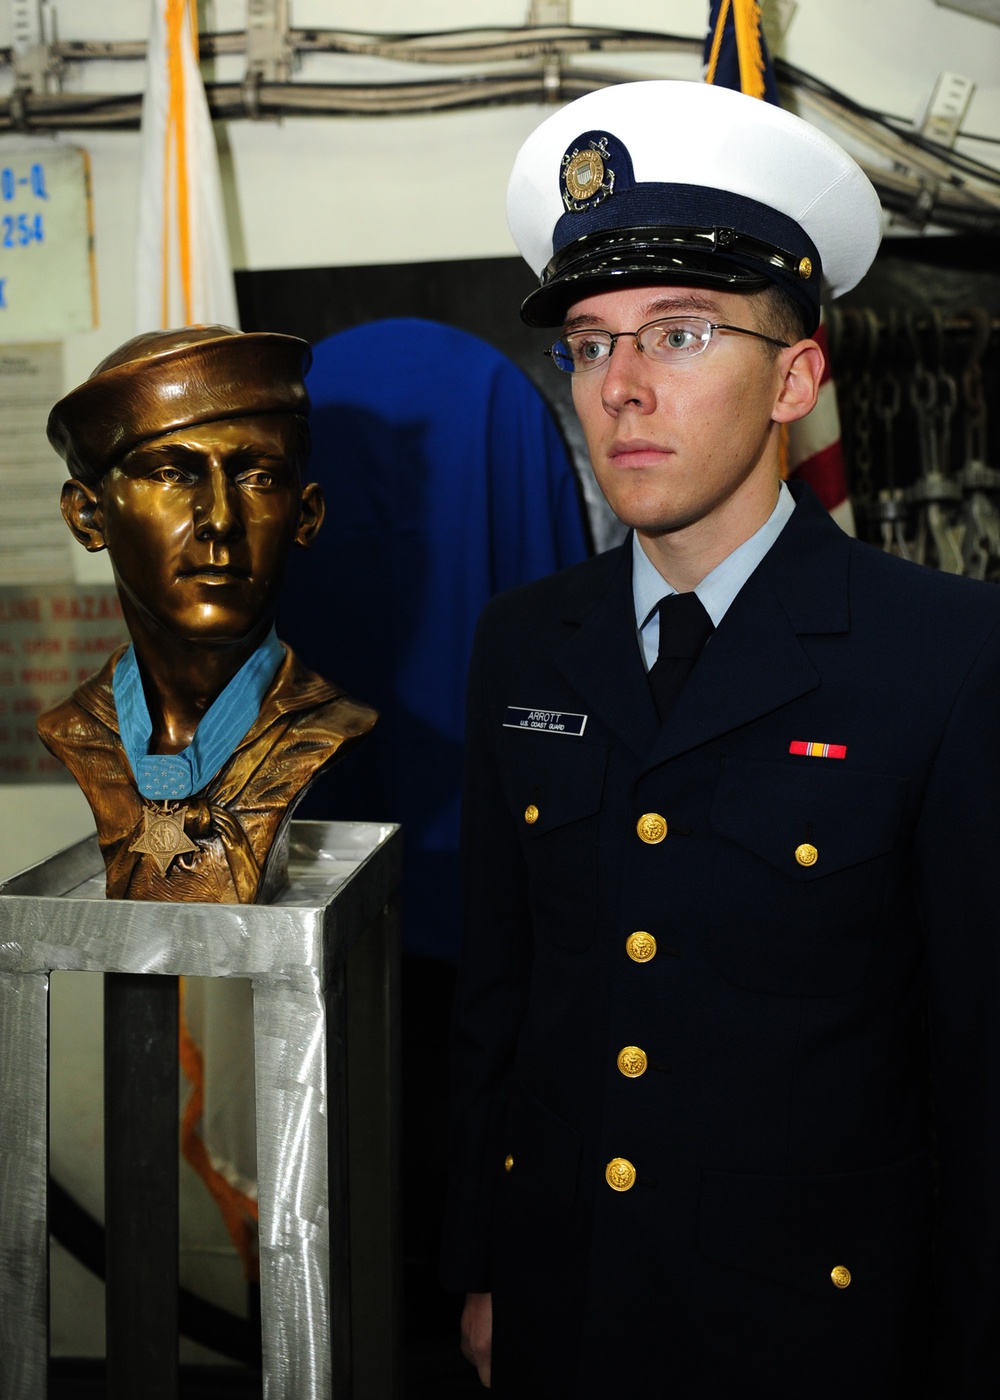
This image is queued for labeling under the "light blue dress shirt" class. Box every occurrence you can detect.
[633,481,796,671]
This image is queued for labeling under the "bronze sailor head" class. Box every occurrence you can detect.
[48,326,324,649]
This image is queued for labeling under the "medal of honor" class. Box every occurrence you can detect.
[129,803,199,875]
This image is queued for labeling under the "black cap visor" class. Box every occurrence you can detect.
[521,224,820,332]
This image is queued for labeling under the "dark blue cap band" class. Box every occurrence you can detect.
[554,183,817,269]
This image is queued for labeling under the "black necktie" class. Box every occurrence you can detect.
[648,592,714,722]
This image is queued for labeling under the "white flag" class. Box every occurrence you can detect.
[134,0,238,331]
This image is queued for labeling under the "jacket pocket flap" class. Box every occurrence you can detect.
[497,731,608,835]
[503,1084,583,1182]
[698,1151,930,1300]
[710,759,909,879]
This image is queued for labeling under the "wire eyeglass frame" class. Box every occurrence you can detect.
[545,316,791,374]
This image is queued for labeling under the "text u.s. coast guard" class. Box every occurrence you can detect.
[502,706,588,736]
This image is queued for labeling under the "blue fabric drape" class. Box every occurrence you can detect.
[278,318,589,960]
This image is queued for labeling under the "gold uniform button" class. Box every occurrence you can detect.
[605,1157,637,1192]
[830,1265,851,1289]
[504,1153,514,1173]
[617,1046,648,1078]
[795,842,818,867]
[636,813,668,844]
[524,804,539,825]
[626,931,657,963]
[798,255,813,280]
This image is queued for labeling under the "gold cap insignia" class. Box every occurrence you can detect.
[798,256,813,280]
[561,137,615,213]
[565,149,604,202]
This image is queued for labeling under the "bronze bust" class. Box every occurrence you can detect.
[38,325,377,903]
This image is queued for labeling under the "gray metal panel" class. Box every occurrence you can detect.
[0,819,402,1400]
[0,970,49,1400]
[255,979,333,1398]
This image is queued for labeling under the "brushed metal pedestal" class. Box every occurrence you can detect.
[0,819,402,1400]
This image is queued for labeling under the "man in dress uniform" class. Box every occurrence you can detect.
[443,81,1000,1398]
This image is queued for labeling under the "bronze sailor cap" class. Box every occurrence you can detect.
[47,325,313,486]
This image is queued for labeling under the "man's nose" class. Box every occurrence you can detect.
[600,334,655,414]
[194,466,243,539]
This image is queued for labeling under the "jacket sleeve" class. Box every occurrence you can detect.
[441,609,533,1293]
[914,617,1000,1394]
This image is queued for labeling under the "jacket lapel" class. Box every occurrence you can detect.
[553,542,661,759]
[643,568,819,767]
[550,485,852,766]
[643,484,851,767]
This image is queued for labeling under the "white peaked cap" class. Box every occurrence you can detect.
[506,80,883,330]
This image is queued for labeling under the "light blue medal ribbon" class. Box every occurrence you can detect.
[112,629,285,800]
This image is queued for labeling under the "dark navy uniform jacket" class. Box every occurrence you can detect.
[443,483,1000,1399]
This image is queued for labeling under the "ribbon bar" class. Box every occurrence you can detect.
[789,740,847,760]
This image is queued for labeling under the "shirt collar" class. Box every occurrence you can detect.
[633,480,796,631]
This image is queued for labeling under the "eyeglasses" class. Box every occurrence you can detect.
[545,316,790,374]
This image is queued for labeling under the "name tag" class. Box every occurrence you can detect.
[503,706,587,736]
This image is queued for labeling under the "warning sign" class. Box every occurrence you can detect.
[0,585,127,782]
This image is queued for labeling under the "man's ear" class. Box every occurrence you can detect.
[294,481,325,550]
[771,339,825,426]
[60,479,107,552]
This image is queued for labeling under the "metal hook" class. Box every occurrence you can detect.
[905,312,936,413]
[927,307,946,376]
[963,305,991,373]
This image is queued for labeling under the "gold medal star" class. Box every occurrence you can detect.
[129,804,199,876]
